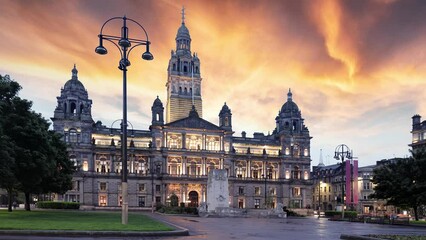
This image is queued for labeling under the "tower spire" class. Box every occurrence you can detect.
[287,88,293,101]
[318,149,325,166]
[72,64,78,80]
[181,6,185,25]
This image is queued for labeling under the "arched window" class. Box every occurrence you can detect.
[267,166,273,179]
[189,161,197,176]
[196,67,199,73]
[172,64,176,71]
[184,66,188,72]
[184,88,187,94]
[252,165,259,179]
[179,87,182,94]
[236,164,244,178]
[80,103,84,114]
[69,129,77,143]
[224,117,229,126]
[64,103,67,112]
[70,102,76,114]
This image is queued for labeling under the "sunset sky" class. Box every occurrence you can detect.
[1,0,425,167]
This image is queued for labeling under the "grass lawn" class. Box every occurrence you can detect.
[411,220,426,225]
[0,210,173,231]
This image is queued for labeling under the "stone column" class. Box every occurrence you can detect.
[202,134,206,150]
[182,156,187,175]
[182,133,186,149]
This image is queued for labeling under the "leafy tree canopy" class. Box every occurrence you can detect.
[371,151,426,220]
[0,74,75,211]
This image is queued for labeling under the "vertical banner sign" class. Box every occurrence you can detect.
[353,160,359,204]
[345,160,351,205]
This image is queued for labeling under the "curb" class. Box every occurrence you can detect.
[0,229,189,237]
[340,234,383,240]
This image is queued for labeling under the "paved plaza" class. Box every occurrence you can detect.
[1,213,425,240]
[151,214,426,240]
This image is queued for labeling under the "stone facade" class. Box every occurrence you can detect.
[52,11,313,211]
[410,114,426,152]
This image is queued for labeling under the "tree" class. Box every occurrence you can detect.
[41,131,75,195]
[0,75,22,211]
[0,75,75,211]
[371,151,426,221]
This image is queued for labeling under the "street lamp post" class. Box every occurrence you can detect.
[96,16,153,224]
[334,144,352,219]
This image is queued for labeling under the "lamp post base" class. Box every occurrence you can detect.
[122,182,128,225]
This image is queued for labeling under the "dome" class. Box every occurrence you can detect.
[219,102,231,115]
[153,96,163,107]
[63,65,86,92]
[176,23,190,39]
[280,101,300,114]
[280,89,301,117]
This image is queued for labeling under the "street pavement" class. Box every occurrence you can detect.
[0,213,425,240]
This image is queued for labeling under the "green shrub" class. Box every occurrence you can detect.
[36,201,80,209]
[324,210,357,218]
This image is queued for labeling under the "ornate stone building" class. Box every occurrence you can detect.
[52,13,313,210]
[410,114,426,152]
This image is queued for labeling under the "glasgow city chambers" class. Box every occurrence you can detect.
[52,15,313,211]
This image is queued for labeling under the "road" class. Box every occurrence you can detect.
[0,214,425,240]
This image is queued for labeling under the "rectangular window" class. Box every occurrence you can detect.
[139,184,145,192]
[254,199,260,209]
[254,187,260,196]
[99,182,107,191]
[155,196,161,203]
[99,195,107,206]
[238,199,244,209]
[155,184,161,193]
[72,181,79,191]
[269,187,276,195]
[238,186,244,195]
[138,196,145,207]
[292,187,301,197]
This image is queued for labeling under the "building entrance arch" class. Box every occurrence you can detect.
[188,191,199,207]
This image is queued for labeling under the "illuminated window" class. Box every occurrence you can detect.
[304,148,309,156]
[236,165,244,178]
[254,187,260,196]
[99,195,107,206]
[82,161,88,171]
[206,136,220,151]
[292,187,301,197]
[304,171,309,180]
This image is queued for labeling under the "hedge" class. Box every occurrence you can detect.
[36,201,80,209]
[324,210,357,218]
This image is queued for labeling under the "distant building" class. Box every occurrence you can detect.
[410,114,426,152]
[311,158,358,212]
[51,10,313,211]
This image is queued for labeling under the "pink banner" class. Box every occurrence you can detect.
[353,160,358,204]
[345,160,351,205]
